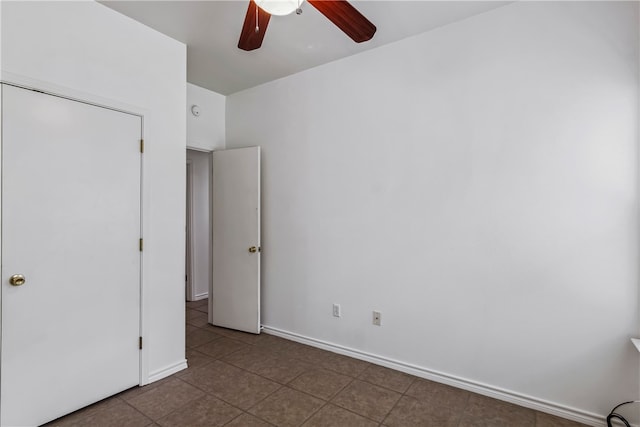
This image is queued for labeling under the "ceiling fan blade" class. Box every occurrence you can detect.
[308,0,376,43]
[238,0,271,51]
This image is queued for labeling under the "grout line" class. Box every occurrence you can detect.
[379,383,404,426]
[123,377,206,423]
[189,325,414,425]
[221,411,278,427]
[202,342,382,425]
[220,411,244,427]
[329,376,356,403]
[244,384,284,414]
[173,371,262,418]
[184,307,563,427]
[284,366,309,386]
[301,401,330,426]
[187,309,411,425]
[118,395,159,424]
[298,401,328,426]
[324,377,394,425]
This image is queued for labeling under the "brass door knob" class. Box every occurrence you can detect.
[9,274,25,286]
[248,246,260,253]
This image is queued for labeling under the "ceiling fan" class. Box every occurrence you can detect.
[238,0,376,51]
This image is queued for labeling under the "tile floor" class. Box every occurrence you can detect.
[47,299,589,427]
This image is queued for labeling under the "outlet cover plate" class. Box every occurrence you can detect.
[373,311,381,326]
[333,304,341,318]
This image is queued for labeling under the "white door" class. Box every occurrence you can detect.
[1,85,141,426]
[211,147,261,334]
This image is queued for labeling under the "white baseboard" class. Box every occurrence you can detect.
[147,359,188,384]
[194,293,208,301]
[262,325,606,427]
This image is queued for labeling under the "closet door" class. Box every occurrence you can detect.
[1,84,141,426]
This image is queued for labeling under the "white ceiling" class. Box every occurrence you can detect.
[101,1,510,95]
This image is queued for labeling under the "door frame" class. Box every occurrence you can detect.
[0,75,150,386]
[185,160,194,301]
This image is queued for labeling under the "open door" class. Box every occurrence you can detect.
[210,147,261,334]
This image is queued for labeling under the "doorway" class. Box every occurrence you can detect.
[185,149,212,304]
[186,146,261,334]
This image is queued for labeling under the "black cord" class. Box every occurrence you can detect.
[608,413,631,427]
[607,401,639,427]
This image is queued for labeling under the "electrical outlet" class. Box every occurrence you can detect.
[333,303,341,318]
[373,311,381,326]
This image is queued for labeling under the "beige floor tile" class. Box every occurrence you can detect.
[225,413,274,426]
[320,353,371,377]
[156,395,241,427]
[459,394,535,427]
[180,360,281,410]
[221,345,281,370]
[303,404,378,427]
[126,378,204,420]
[405,379,470,411]
[383,395,461,427]
[249,387,325,427]
[331,379,401,422]
[536,412,591,427]
[180,348,216,374]
[222,345,312,383]
[179,359,238,390]
[118,377,176,402]
[186,328,223,348]
[49,399,152,427]
[195,336,248,359]
[358,364,415,393]
[186,309,205,321]
[254,334,304,353]
[288,344,337,365]
[248,354,313,384]
[186,299,208,309]
[289,368,353,400]
[186,312,209,327]
[194,304,208,314]
[203,325,266,345]
[45,397,124,426]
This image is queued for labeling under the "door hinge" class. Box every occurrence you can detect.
[140,139,144,153]
[139,337,143,350]
[139,238,143,252]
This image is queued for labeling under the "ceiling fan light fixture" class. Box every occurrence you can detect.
[238,0,375,51]
[255,0,304,16]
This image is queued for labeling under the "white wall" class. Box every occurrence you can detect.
[187,83,225,151]
[187,149,211,300]
[227,1,639,423]
[1,1,187,383]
